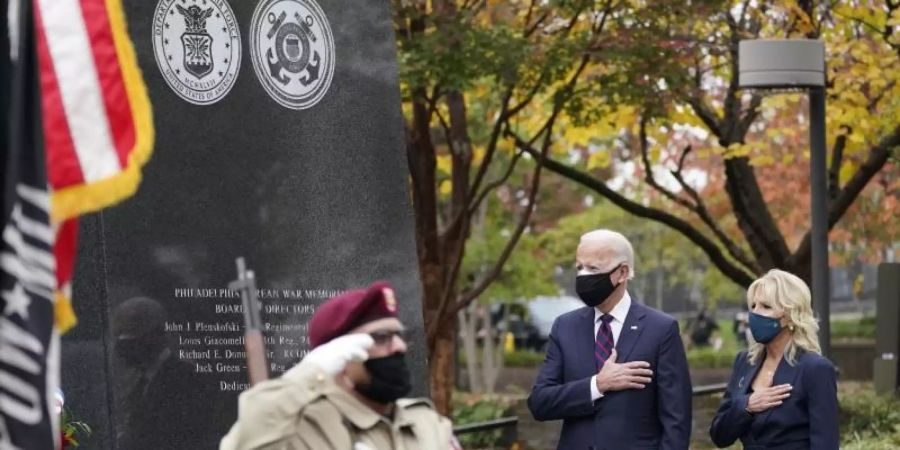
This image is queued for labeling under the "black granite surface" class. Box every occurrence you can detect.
[61,1,425,449]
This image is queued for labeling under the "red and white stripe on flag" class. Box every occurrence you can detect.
[33,0,154,332]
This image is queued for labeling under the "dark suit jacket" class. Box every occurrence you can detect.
[709,350,839,450]
[528,300,692,450]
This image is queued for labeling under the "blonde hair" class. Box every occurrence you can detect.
[579,229,636,279]
[746,269,821,365]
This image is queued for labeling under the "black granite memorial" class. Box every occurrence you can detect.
[60,1,426,449]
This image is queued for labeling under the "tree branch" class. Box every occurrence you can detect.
[687,97,722,138]
[828,127,849,200]
[469,149,524,216]
[699,17,789,269]
[454,130,549,314]
[426,85,442,117]
[736,0,753,29]
[868,80,896,112]
[432,51,592,331]
[637,117,697,210]
[508,76,546,117]
[468,89,514,205]
[591,0,615,35]
[638,109,760,273]
[789,124,900,268]
[509,132,756,287]
[525,11,550,37]
[668,147,763,273]
[737,94,763,137]
[830,7,886,36]
[433,105,453,151]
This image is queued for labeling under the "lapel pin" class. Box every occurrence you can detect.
[630,325,638,330]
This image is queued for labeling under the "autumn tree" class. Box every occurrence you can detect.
[507,0,899,288]
[393,0,718,412]
[394,0,897,414]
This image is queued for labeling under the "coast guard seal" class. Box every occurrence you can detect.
[249,0,335,110]
[152,0,241,105]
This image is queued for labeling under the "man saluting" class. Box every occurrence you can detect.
[221,281,460,450]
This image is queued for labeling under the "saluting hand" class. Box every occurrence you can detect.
[746,384,792,414]
[285,333,374,381]
[595,349,653,392]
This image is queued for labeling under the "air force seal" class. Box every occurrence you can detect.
[250,0,335,110]
[152,0,241,105]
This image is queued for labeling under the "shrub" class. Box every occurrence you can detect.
[504,350,545,367]
[839,382,900,447]
[459,349,546,368]
[451,393,515,450]
[687,347,737,369]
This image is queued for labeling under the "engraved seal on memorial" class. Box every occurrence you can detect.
[152,0,241,105]
[250,0,335,110]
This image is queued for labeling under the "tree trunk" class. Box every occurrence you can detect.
[459,305,482,392]
[428,319,455,414]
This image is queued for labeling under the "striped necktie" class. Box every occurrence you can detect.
[595,314,615,370]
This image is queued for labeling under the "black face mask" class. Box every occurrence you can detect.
[576,264,623,308]
[356,353,411,404]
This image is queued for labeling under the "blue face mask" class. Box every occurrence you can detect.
[748,312,783,343]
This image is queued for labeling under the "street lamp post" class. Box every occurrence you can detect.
[738,39,830,358]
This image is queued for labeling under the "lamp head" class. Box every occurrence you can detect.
[738,39,825,91]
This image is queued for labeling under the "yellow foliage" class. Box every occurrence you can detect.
[563,126,598,147]
[650,147,661,164]
[890,9,900,27]
[587,150,612,170]
[436,154,452,176]
[725,143,752,158]
[497,139,516,156]
[848,133,865,145]
[439,179,452,197]
[749,154,776,166]
[473,146,486,166]
[839,161,858,185]
[670,107,705,128]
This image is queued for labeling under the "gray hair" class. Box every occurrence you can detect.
[579,229,636,279]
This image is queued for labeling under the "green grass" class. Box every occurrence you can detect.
[831,316,876,341]
[459,349,546,368]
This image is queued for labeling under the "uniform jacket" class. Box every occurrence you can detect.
[709,350,839,450]
[220,363,453,450]
[528,300,692,450]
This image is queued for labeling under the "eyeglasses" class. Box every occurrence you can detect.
[369,329,407,346]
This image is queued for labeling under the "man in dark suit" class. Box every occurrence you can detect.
[528,229,692,450]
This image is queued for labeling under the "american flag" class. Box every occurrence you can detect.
[1,0,153,448]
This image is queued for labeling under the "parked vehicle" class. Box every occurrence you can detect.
[525,296,583,351]
[486,296,584,352]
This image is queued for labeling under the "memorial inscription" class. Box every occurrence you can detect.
[160,286,336,388]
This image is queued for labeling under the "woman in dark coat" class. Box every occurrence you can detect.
[710,269,839,450]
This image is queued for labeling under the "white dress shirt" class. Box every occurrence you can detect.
[590,291,632,400]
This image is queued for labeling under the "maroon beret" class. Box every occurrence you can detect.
[308,281,399,348]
